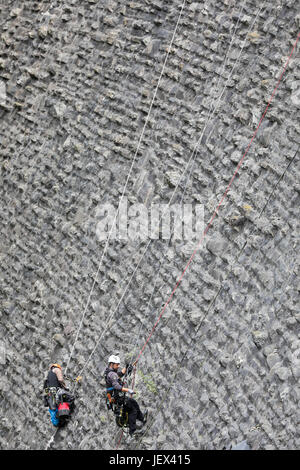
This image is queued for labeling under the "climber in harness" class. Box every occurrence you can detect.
[104,355,148,438]
[43,363,75,427]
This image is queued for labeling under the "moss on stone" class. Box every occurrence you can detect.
[137,370,158,395]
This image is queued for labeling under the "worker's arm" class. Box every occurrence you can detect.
[122,387,135,394]
[54,367,67,389]
[110,372,135,394]
[121,360,137,375]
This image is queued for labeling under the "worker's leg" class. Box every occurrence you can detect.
[127,398,144,423]
[49,407,59,427]
[125,399,138,435]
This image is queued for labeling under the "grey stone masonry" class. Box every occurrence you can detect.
[0,0,299,450]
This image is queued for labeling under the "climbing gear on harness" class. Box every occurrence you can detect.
[105,388,129,428]
[44,386,59,410]
[115,398,129,429]
[105,386,115,410]
[44,385,75,428]
[104,366,130,430]
[57,402,71,418]
[64,374,82,385]
[108,355,120,364]
[104,368,118,410]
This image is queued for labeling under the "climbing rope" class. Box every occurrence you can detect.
[79,1,272,447]
[46,0,187,446]
[46,2,299,450]
[132,30,300,366]
[120,30,300,448]
[47,7,268,450]
[65,0,187,376]
[100,0,249,363]
[74,3,265,383]
[134,240,300,450]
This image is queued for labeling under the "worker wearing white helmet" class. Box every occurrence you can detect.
[106,355,134,394]
[104,354,148,438]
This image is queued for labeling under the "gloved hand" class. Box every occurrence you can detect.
[127,389,135,395]
[126,364,133,375]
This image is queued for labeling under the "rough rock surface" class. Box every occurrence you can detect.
[0,0,299,450]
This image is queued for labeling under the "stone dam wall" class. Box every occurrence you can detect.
[0,0,299,450]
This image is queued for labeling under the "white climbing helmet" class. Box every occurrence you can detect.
[108,354,120,364]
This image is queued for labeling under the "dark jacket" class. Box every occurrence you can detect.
[104,367,125,392]
[46,369,61,388]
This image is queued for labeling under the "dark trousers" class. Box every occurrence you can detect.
[124,398,144,434]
